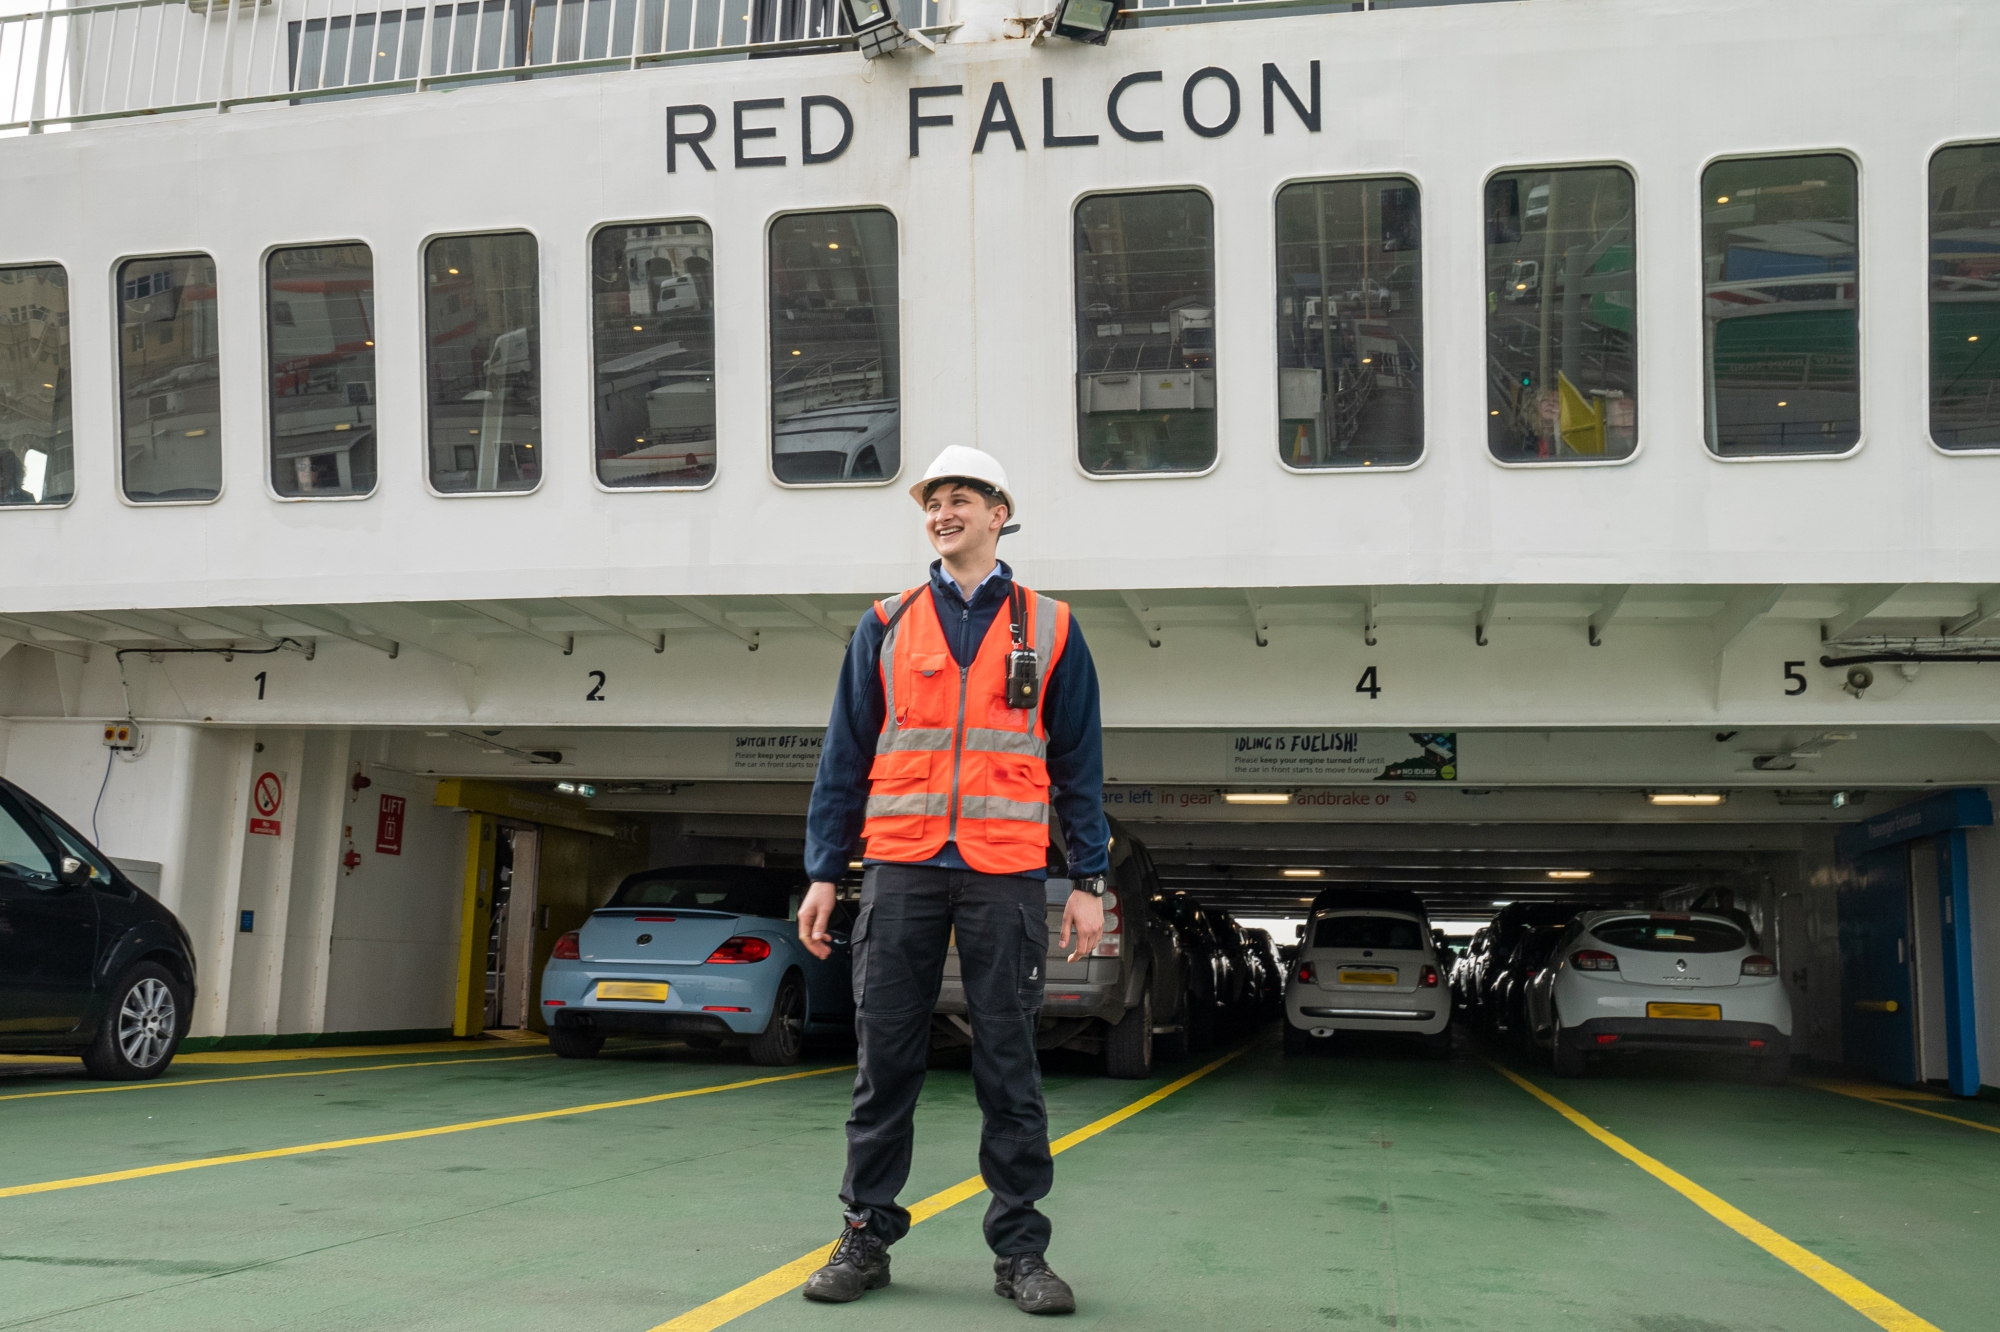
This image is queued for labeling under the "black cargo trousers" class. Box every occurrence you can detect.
[840,862,1054,1256]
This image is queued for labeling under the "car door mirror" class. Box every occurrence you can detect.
[57,855,90,889]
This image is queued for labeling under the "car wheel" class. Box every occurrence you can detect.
[1187,983,1218,1053]
[1105,984,1154,1079]
[81,963,186,1081]
[1551,1025,1586,1078]
[747,973,806,1067]
[548,1025,604,1059]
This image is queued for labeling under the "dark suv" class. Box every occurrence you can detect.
[0,777,196,1079]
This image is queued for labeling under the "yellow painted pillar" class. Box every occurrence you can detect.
[452,813,498,1038]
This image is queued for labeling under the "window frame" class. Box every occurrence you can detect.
[418,225,548,501]
[585,215,721,495]
[1267,170,1431,477]
[260,237,380,504]
[110,249,226,508]
[0,257,78,511]
[1477,158,1644,471]
[1924,136,2000,458]
[762,203,905,491]
[1697,147,1866,466]
[1069,183,1225,484]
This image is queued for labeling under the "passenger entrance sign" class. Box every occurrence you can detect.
[1227,731,1457,781]
[250,771,284,836]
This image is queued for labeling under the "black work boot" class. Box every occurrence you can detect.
[993,1252,1076,1315]
[802,1225,891,1303]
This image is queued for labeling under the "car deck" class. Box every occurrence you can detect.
[1,1033,1995,1331]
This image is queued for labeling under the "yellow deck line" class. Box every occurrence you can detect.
[0,1040,544,1068]
[0,1053,555,1102]
[647,1047,1246,1332]
[1806,1079,2000,1137]
[1489,1061,1942,1332]
[0,1064,851,1200]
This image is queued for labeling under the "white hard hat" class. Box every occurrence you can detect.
[909,445,1017,520]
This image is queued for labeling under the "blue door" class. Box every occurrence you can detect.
[1838,846,1917,1085]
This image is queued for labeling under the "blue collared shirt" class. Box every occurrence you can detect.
[803,559,1110,882]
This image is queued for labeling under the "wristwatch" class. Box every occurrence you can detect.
[1073,874,1108,898]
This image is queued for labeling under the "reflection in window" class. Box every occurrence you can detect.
[426,232,540,493]
[1076,191,1216,474]
[0,265,73,506]
[118,255,221,502]
[268,244,377,498]
[1273,178,1422,469]
[1702,155,1858,456]
[768,210,899,485]
[1484,167,1635,462]
[1930,143,2000,450]
[592,220,715,488]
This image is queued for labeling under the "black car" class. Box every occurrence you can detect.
[0,777,196,1079]
[1470,900,1610,1032]
[1491,924,1565,1052]
[1152,890,1234,1052]
[1242,927,1283,1011]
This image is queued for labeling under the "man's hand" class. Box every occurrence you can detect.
[798,881,838,959]
[1059,890,1105,963]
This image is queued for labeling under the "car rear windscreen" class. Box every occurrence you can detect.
[1590,917,1745,954]
[1313,915,1425,950]
[611,872,801,919]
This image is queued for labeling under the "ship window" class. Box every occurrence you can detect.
[117,254,221,503]
[268,244,377,499]
[1484,166,1636,463]
[0,264,73,507]
[1702,154,1859,457]
[768,209,900,486]
[1929,142,2000,450]
[591,220,716,489]
[1273,178,1422,470]
[1076,190,1217,475]
[425,232,540,494]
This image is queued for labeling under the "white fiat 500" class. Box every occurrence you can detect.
[1283,891,1450,1057]
[1538,910,1791,1083]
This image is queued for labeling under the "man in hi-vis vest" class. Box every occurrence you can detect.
[797,445,1110,1316]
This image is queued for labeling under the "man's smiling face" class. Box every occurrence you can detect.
[924,481,1008,561]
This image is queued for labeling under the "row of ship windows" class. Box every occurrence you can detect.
[3,147,2000,504]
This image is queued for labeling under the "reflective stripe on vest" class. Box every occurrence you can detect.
[860,581,1071,875]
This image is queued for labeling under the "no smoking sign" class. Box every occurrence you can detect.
[250,771,284,836]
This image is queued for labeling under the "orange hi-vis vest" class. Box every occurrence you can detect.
[861,581,1072,875]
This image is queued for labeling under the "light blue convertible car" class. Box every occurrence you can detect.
[540,864,855,1064]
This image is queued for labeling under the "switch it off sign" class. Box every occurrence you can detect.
[1228,732,1457,782]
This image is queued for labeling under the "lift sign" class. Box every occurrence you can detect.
[376,794,406,856]
[249,771,283,836]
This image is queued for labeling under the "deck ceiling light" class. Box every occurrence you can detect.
[1546,869,1593,880]
[554,781,597,798]
[1648,792,1726,806]
[1281,868,1322,878]
[1223,792,1292,805]
[1051,0,1117,44]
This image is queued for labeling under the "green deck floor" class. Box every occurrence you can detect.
[0,1031,1994,1331]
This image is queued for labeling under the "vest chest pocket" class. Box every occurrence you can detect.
[867,748,932,793]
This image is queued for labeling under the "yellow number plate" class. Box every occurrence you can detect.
[597,981,669,1002]
[1338,970,1398,986]
[1647,1002,1721,1020]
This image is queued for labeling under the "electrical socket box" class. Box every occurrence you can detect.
[102,722,138,750]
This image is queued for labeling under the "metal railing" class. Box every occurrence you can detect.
[0,0,947,131]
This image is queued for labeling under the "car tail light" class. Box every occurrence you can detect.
[635,915,676,922]
[1419,965,1440,988]
[1092,904,1122,957]
[552,931,581,960]
[1595,1033,1621,1045]
[703,1005,750,1012]
[1741,954,1777,977]
[1572,949,1618,972]
[1525,967,1540,980]
[1749,1039,1766,1049]
[543,999,565,1007]
[705,936,773,964]
[1296,962,1315,984]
